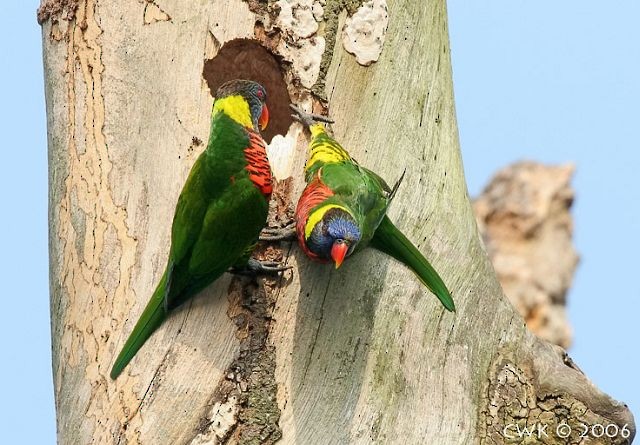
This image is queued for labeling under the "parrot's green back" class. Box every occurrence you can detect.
[110,102,272,379]
[319,161,391,247]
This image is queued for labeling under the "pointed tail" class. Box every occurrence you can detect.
[110,271,168,379]
[370,216,455,312]
[388,169,406,201]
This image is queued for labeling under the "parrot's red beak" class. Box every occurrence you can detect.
[259,104,269,131]
[331,241,348,269]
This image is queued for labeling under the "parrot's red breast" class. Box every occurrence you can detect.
[244,130,273,197]
[295,170,334,261]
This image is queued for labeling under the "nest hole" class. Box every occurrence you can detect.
[203,38,292,143]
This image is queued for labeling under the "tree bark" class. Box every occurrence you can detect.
[474,162,578,349]
[42,0,635,444]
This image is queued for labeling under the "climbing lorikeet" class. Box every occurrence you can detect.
[292,105,455,312]
[110,80,283,379]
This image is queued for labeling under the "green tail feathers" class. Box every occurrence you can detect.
[110,272,169,379]
[371,216,455,312]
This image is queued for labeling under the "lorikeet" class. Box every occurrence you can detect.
[292,105,455,312]
[110,80,282,379]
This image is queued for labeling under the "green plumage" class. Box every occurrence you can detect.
[370,216,455,311]
[297,121,455,312]
[111,104,270,379]
[324,163,454,311]
[321,162,392,248]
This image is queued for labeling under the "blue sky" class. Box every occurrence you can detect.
[0,1,54,440]
[1,1,637,442]
[448,0,639,422]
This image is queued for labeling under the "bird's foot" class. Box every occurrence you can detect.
[290,104,334,128]
[259,224,297,242]
[229,258,292,276]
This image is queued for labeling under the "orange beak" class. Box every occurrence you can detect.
[331,242,349,269]
[259,104,269,131]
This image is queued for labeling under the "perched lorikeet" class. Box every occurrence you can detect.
[110,80,282,379]
[292,105,455,312]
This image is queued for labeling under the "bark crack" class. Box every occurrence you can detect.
[189,180,293,445]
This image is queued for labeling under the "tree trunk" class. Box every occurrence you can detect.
[42,0,635,444]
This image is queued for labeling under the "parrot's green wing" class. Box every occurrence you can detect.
[110,110,272,379]
[293,109,454,312]
[169,157,215,268]
[169,178,269,307]
[110,154,214,379]
[169,117,249,267]
[359,165,392,194]
[318,161,393,247]
[109,178,268,379]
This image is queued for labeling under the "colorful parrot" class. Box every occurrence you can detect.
[110,80,285,379]
[291,105,455,312]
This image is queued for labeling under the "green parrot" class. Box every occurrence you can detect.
[110,80,284,379]
[291,105,455,312]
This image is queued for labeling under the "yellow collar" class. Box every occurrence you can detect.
[305,204,350,239]
[212,95,253,128]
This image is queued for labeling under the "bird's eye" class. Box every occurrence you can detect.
[256,89,264,99]
[336,238,345,244]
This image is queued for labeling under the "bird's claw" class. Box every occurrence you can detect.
[228,258,292,276]
[289,104,334,128]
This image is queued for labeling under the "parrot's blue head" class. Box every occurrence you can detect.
[214,79,269,131]
[306,206,361,268]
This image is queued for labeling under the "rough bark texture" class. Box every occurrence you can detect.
[474,162,578,348]
[42,0,634,444]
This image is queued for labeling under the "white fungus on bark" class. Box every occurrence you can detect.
[312,1,324,21]
[342,0,389,66]
[189,396,240,445]
[273,0,326,88]
[275,0,319,38]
